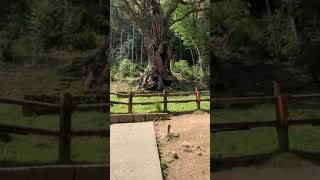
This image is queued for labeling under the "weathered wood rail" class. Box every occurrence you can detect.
[111,88,210,113]
[0,164,109,180]
[22,94,109,115]
[0,93,110,163]
[212,81,320,152]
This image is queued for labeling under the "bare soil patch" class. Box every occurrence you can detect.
[154,113,210,180]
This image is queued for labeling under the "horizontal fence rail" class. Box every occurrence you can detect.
[214,96,275,105]
[0,123,60,136]
[212,81,320,153]
[0,93,109,163]
[111,88,210,113]
[0,97,60,110]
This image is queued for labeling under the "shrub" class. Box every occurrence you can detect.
[171,60,189,73]
[117,58,140,78]
[29,0,97,50]
[12,36,41,63]
[171,60,203,81]
[71,30,98,50]
[0,31,12,62]
[0,32,41,64]
[29,0,68,50]
[110,63,118,75]
[110,62,119,81]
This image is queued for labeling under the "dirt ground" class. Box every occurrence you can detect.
[212,153,320,180]
[154,112,210,180]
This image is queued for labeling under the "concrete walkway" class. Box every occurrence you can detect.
[212,167,320,180]
[110,122,163,180]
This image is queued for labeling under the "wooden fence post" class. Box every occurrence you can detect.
[128,91,133,113]
[59,93,72,163]
[163,89,168,113]
[195,87,201,110]
[22,95,33,116]
[273,81,289,152]
[167,124,171,135]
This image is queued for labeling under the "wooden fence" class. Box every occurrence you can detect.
[0,93,109,163]
[212,81,320,152]
[22,94,108,115]
[0,164,109,180]
[111,88,210,113]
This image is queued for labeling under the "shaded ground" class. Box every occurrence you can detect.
[154,112,210,180]
[212,150,320,179]
[0,50,98,98]
[212,166,320,180]
[0,64,58,97]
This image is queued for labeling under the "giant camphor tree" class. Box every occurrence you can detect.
[120,0,207,90]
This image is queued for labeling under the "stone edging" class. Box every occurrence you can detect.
[110,113,169,123]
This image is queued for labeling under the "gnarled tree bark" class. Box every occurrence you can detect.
[82,38,109,93]
[137,14,176,90]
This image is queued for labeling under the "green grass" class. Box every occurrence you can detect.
[0,104,109,165]
[111,94,210,113]
[212,102,320,159]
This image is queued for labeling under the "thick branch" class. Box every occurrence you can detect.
[164,1,180,23]
[178,0,206,5]
[122,0,148,34]
[170,7,208,27]
[165,0,206,20]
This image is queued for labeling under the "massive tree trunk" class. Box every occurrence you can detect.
[136,12,176,90]
[82,39,109,93]
[122,0,207,90]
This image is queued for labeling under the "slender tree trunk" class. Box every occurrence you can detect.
[120,29,123,59]
[287,0,298,41]
[266,0,280,62]
[190,47,195,66]
[110,30,113,62]
[179,38,182,60]
[132,25,135,62]
[127,34,130,59]
[140,36,143,64]
[82,39,109,92]
[135,43,138,63]
[195,46,202,67]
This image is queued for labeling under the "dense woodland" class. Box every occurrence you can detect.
[0,0,108,58]
[211,0,320,95]
[0,0,109,96]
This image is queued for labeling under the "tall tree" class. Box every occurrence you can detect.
[173,0,210,81]
[121,0,207,90]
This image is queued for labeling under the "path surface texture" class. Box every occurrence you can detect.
[212,167,320,180]
[110,121,163,180]
[155,113,210,180]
